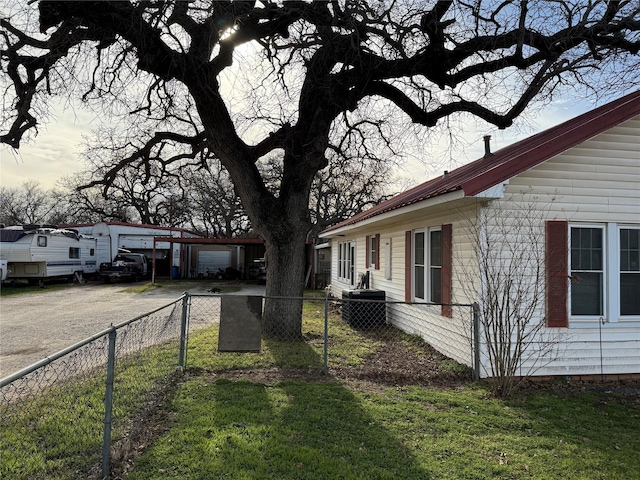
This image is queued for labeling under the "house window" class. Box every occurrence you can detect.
[620,228,640,315]
[37,236,47,247]
[565,223,640,322]
[430,230,442,303]
[365,234,380,270]
[570,226,604,316]
[69,247,80,259]
[338,241,355,286]
[384,238,392,280]
[413,228,441,302]
[369,235,378,268]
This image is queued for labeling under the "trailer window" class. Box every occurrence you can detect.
[90,248,95,256]
[69,247,80,259]
[37,236,47,247]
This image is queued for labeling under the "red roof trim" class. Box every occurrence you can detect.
[461,90,640,196]
[153,236,265,245]
[322,90,640,234]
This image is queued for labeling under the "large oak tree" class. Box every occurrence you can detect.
[2,0,639,338]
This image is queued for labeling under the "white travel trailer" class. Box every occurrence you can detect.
[0,225,98,282]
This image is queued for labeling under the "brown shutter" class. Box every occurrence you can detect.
[441,224,453,317]
[546,221,569,327]
[405,230,412,302]
[365,235,370,268]
[375,234,381,270]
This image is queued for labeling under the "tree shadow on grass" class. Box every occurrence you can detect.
[128,375,433,480]
[126,337,433,479]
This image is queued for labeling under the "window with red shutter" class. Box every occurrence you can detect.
[546,221,568,327]
[405,230,412,302]
[441,224,452,318]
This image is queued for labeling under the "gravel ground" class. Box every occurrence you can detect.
[0,280,265,378]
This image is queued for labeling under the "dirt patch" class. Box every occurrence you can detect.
[100,370,186,480]
[514,377,640,407]
[332,340,471,388]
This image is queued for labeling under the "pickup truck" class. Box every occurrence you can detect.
[99,253,149,283]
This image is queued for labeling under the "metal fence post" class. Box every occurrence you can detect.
[323,295,329,375]
[102,326,117,479]
[472,303,481,381]
[178,292,190,370]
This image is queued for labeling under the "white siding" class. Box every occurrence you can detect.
[386,303,474,367]
[324,115,639,378]
[507,117,640,223]
[327,201,480,369]
[519,327,640,377]
[487,115,640,377]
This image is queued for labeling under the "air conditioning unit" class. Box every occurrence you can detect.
[342,289,386,329]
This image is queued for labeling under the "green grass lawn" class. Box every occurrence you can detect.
[123,298,640,479]
[2,294,638,479]
[124,377,639,480]
[0,341,181,480]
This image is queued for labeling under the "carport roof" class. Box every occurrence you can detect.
[154,237,265,245]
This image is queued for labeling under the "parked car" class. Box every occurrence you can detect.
[99,253,149,283]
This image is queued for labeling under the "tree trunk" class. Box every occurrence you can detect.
[186,72,329,341]
[262,231,307,340]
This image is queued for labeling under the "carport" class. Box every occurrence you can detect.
[151,236,266,282]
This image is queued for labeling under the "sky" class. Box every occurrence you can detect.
[0,93,597,193]
[0,0,636,196]
[1,98,98,191]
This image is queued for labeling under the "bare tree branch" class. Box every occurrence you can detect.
[2,0,639,337]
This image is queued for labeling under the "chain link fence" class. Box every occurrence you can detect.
[186,294,478,383]
[0,296,198,480]
[1,291,475,479]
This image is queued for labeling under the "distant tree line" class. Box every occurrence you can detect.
[0,154,401,239]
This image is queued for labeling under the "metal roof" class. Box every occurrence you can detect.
[60,221,203,237]
[322,89,640,234]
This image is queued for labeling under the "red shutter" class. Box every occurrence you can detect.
[546,221,569,327]
[405,230,412,302]
[375,234,380,270]
[365,235,370,268]
[441,224,452,317]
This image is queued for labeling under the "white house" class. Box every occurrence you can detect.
[320,90,640,379]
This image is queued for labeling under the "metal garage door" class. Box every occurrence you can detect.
[197,250,232,276]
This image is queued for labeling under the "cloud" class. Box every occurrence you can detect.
[0,93,600,193]
[1,100,95,190]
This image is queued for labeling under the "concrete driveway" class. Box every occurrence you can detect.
[0,280,265,378]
